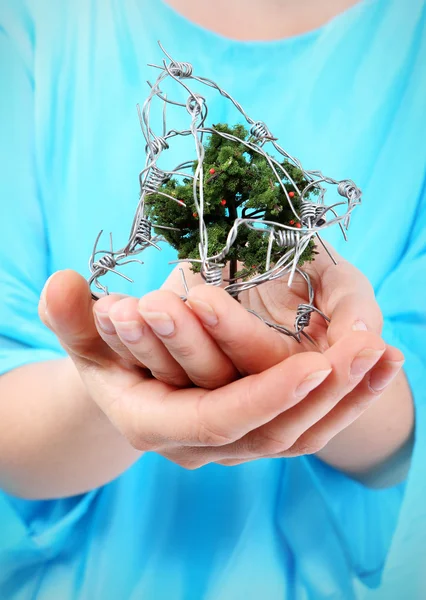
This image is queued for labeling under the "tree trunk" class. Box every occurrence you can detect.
[229,257,238,283]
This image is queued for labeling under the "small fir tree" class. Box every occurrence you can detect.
[145,124,315,281]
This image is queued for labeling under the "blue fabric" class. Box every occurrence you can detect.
[0,0,425,598]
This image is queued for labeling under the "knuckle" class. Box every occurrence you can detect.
[190,369,236,391]
[172,343,197,360]
[288,435,325,457]
[235,375,261,415]
[190,375,221,390]
[115,408,163,452]
[196,422,233,447]
[350,393,376,414]
[219,336,257,361]
[195,394,234,447]
[125,430,161,452]
[150,369,189,387]
[247,429,292,456]
[128,436,153,453]
[216,459,246,467]
[103,389,168,453]
[175,458,206,471]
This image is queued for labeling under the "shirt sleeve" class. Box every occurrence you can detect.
[377,176,426,425]
[0,0,66,378]
[301,180,426,594]
[0,1,97,574]
[369,177,426,595]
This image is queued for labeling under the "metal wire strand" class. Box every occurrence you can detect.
[202,264,223,286]
[274,229,300,248]
[300,201,317,227]
[88,42,362,344]
[250,121,277,143]
[338,179,361,201]
[142,165,170,194]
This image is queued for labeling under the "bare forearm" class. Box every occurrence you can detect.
[0,359,141,499]
[317,370,414,487]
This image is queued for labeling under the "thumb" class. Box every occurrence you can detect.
[39,270,113,364]
[326,291,384,347]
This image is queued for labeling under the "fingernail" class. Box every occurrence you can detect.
[295,368,332,399]
[350,348,384,377]
[139,312,175,337]
[187,298,218,327]
[39,273,58,319]
[369,360,405,392]
[352,320,368,331]
[94,311,116,335]
[40,271,59,324]
[112,320,144,343]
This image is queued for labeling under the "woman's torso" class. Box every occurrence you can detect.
[1,0,425,598]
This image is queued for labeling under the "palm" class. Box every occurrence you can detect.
[171,246,335,361]
[240,265,330,355]
[40,247,403,484]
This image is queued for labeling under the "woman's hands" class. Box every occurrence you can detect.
[39,243,409,476]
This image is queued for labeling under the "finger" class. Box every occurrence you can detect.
[106,351,332,451]
[39,270,114,365]
[187,284,295,375]
[216,459,254,467]
[282,344,405,459]
[196,331,386,461]
[93,294,140,365]
[137,290,238,389]
[108,296,192,387]
[367,345,404,393]
[253,332,386,457]
[310,244,383,343]
[326,289,383,346]
[163,346,406,470]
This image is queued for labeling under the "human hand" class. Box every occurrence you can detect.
[40,242,403,468]
[38,269,337,469]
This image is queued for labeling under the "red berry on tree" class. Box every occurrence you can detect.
[289,220,295,225]
[209,168,216,175]
[296,222,302,229]
[220,199,227,206]
[289,191,295,198]
[193,212,198,218]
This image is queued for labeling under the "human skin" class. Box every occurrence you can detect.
[0,241,412,499]
[165,0,362,41]
[0,0,413,499]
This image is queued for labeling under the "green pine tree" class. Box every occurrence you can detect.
[145,123,315,282]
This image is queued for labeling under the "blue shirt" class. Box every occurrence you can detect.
[1,0,425,598]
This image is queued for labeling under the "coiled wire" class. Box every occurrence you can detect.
[134,217,152,244]
[148,136,169,156]
[143,166,169,194]
[300,201,317,227]
[88,43,362,344]
[295,303,314,331]
[338,179,361,201]
[92,253,116,275]
[169,61,193,78]
[202,264,223,286]
[275,229,300,248]
[315,205,327,226]
[250,121,275,142]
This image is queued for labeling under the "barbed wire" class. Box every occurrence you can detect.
[88,42,362,343]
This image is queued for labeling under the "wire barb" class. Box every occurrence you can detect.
[87,43,362,343]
